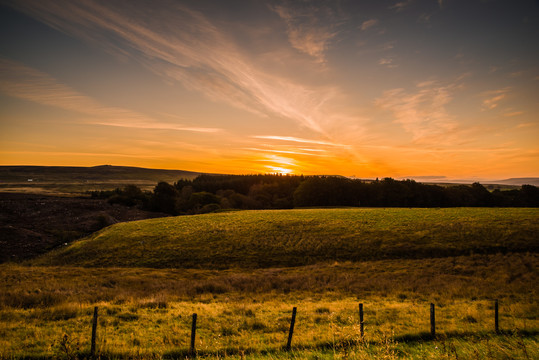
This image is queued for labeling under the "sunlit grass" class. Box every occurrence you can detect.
[2,253,537,306]
[2,207,537,358]
[0,296,537,359]
[1,250,538,358]
[30,208,539,268]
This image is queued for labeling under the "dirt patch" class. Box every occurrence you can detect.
[0,192,169,262]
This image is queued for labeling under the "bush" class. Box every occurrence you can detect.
[199,203,221,214]
[107,185,149,207]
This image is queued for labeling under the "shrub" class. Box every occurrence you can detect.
[199,203,221,214]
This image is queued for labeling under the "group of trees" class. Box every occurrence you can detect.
[91,174,539,215]
[148,174,301,215]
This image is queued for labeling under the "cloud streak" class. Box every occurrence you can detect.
[0,58,221,133]
[243,147,320,157]
[271,2,342,63]
[5,0,338,136]
[252,135,347,147]
[390,0,413,12]
[481,88,510,111]
[375,80,460,144]
[360,19,378,31]
[378,57,398,68]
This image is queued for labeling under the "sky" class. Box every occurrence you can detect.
[0,0,538,180]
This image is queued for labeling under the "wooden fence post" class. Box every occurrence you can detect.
[430,303,435,338]
[286,307,297,351]
[495,299,499,334]
[190,313,197,354]
[90,306,98,358]
[359,303,364,337]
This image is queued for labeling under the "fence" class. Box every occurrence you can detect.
[86,299,505,358]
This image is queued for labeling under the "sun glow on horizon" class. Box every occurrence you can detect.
[266,166,294,175]
[260,155,297,175]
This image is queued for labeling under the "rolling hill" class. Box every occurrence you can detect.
[32,208,539,269]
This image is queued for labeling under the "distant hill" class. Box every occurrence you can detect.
[484,178,539,186]
[0,165,207,194]
[0,165,203,182]
[399,177,538,187]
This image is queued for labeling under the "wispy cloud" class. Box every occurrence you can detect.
[375,80,460,144]
[0,58,221,133]
[271,2,342,63]
[360,19,378,31]
[504,111,524,117]
[390,0,413,12]
[481,88,510,110]
[243,147,320,157]
[252,135,347,147]
[5,0,337,136]
[378,57,398,68]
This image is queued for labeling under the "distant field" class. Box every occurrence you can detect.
[32,208,539,268]
[0,165,203,194]
[0,180,162,194]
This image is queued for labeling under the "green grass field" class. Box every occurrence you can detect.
[2,208,538,359]
[32,208,539,268]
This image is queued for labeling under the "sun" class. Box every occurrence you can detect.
[267,165,294,175]
[263,155,296,175]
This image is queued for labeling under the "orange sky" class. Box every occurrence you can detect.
[1,0,538,180]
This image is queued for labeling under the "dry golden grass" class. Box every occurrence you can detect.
[0,296,536,359]
[2,208,537,358]
[0,252,537,358]
[2,253,537,307]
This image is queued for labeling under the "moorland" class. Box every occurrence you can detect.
[0,166,538,359]
[0,165,203,195]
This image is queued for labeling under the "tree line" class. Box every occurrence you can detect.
[90,175,539,215]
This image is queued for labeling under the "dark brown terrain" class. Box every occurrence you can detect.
[0,192,168,262]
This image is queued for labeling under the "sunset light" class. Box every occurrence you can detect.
[1,0,538,180]
[267,166,293,175]
[1,3,538,357]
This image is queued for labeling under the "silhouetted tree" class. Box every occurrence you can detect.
[149,182,179,214]
[143,175,538,213]
[520,184,539,207]
[107,185,149,207]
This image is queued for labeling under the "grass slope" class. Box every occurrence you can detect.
[32,208,539,269]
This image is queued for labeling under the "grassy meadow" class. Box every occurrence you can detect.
[1,208,538,358]
[32,208,539,268]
